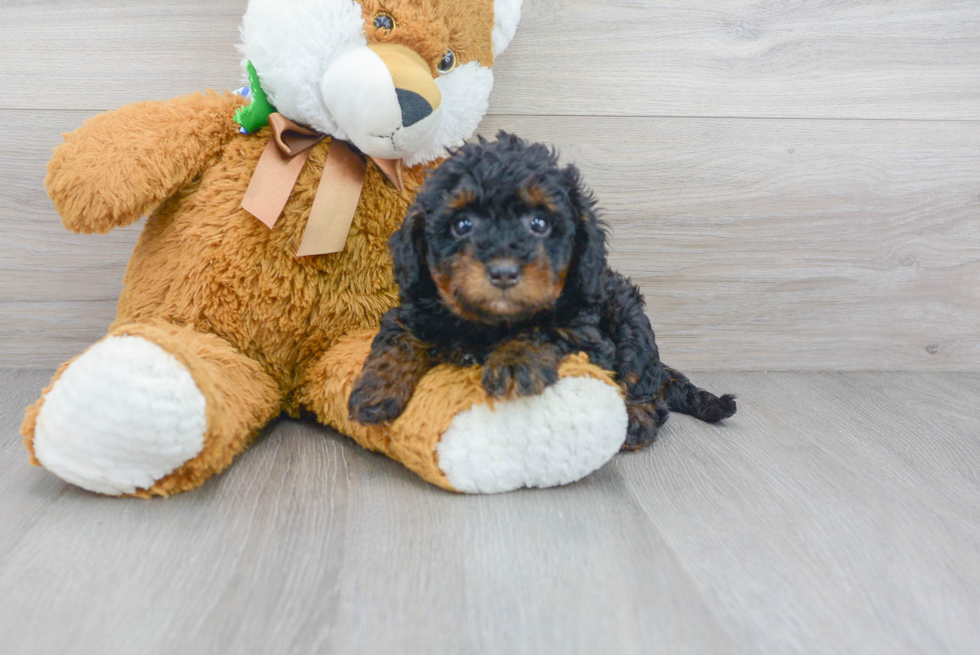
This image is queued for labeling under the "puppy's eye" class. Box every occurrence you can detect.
[437,50,457,74]
[528,216,551,236]
[451,217,474,238]
[374,12,396,31]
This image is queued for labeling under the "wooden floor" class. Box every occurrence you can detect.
[1,5,978,652]
[2,369,978,655]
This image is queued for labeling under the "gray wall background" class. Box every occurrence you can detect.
[2,0,978,371]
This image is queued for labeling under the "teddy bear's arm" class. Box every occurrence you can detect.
[46,91,246,234]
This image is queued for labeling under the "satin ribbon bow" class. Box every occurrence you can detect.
[241,113,404,257]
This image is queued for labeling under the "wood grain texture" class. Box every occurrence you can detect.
[480,116,980,372]
[0,369,70,556]
[2,369,979,654]
[619,371,980,655]
[3,111,978,370]
[3,3,978,653]
[2,0,979,119]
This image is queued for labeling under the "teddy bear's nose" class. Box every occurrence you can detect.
[367,43,443,130]
[396,89,434,128]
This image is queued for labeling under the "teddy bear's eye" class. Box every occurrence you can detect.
[437,50,457,74]
[374,12,396,32]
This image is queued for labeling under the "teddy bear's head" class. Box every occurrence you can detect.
[241,0,522,166]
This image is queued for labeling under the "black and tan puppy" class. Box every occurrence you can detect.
[349,132,736,450]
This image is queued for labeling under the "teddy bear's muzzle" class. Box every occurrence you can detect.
[320,43,443,160]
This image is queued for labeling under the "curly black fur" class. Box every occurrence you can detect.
[349,132,737,449]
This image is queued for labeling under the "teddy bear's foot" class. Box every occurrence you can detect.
[23,322,283,497]
[302,330,629,495]
[435,375,627,493]
[30,335,208,496]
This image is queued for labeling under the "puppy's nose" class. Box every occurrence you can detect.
[488,260,521,290]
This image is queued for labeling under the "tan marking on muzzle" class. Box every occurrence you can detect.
[432,250,567,324]
[368,43,442,112]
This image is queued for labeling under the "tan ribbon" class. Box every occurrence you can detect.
[241,113,404,257]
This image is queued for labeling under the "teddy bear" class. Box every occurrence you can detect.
[21,0,629,497]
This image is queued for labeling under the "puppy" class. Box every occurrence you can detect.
[349,132,736,450]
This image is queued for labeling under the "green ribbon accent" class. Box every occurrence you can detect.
[234,61,278,134]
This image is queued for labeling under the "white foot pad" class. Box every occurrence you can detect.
[436,377,627,494]
[34,336,208,496]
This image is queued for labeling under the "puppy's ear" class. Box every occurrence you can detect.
[389,207,428,300]
[564,164,608,303]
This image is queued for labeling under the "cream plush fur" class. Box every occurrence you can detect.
[33,337,208,496]
[241,0,514,165]
[492,0,523,55]
[437,377,628,494]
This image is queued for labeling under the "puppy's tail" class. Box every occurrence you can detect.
[662,366,737,423]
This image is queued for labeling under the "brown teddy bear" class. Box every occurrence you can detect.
[22,0,629,497]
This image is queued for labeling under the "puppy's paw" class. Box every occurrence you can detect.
[482,341,561,399]
[348,378,410,425]
[621,399,669,452]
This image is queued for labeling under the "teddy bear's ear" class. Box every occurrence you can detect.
[493,0,524,57]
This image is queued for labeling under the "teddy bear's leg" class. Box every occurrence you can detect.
[298,330,629,494]
[22,321,282,498]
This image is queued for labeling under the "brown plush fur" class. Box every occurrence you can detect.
[297,330,622,492]
[46,92,247,235]
[22,319,282,497]
[22,2,623,496]
[360,0,496,70]
[111,94,427,411]
[24,91,428,496]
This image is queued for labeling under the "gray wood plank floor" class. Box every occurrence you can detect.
[2,369,978,655]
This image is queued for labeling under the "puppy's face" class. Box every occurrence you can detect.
[425,181,575,324]
[392,132,607,325]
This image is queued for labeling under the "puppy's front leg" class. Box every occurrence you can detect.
[349,311,434,425]
[482,338,561,399]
